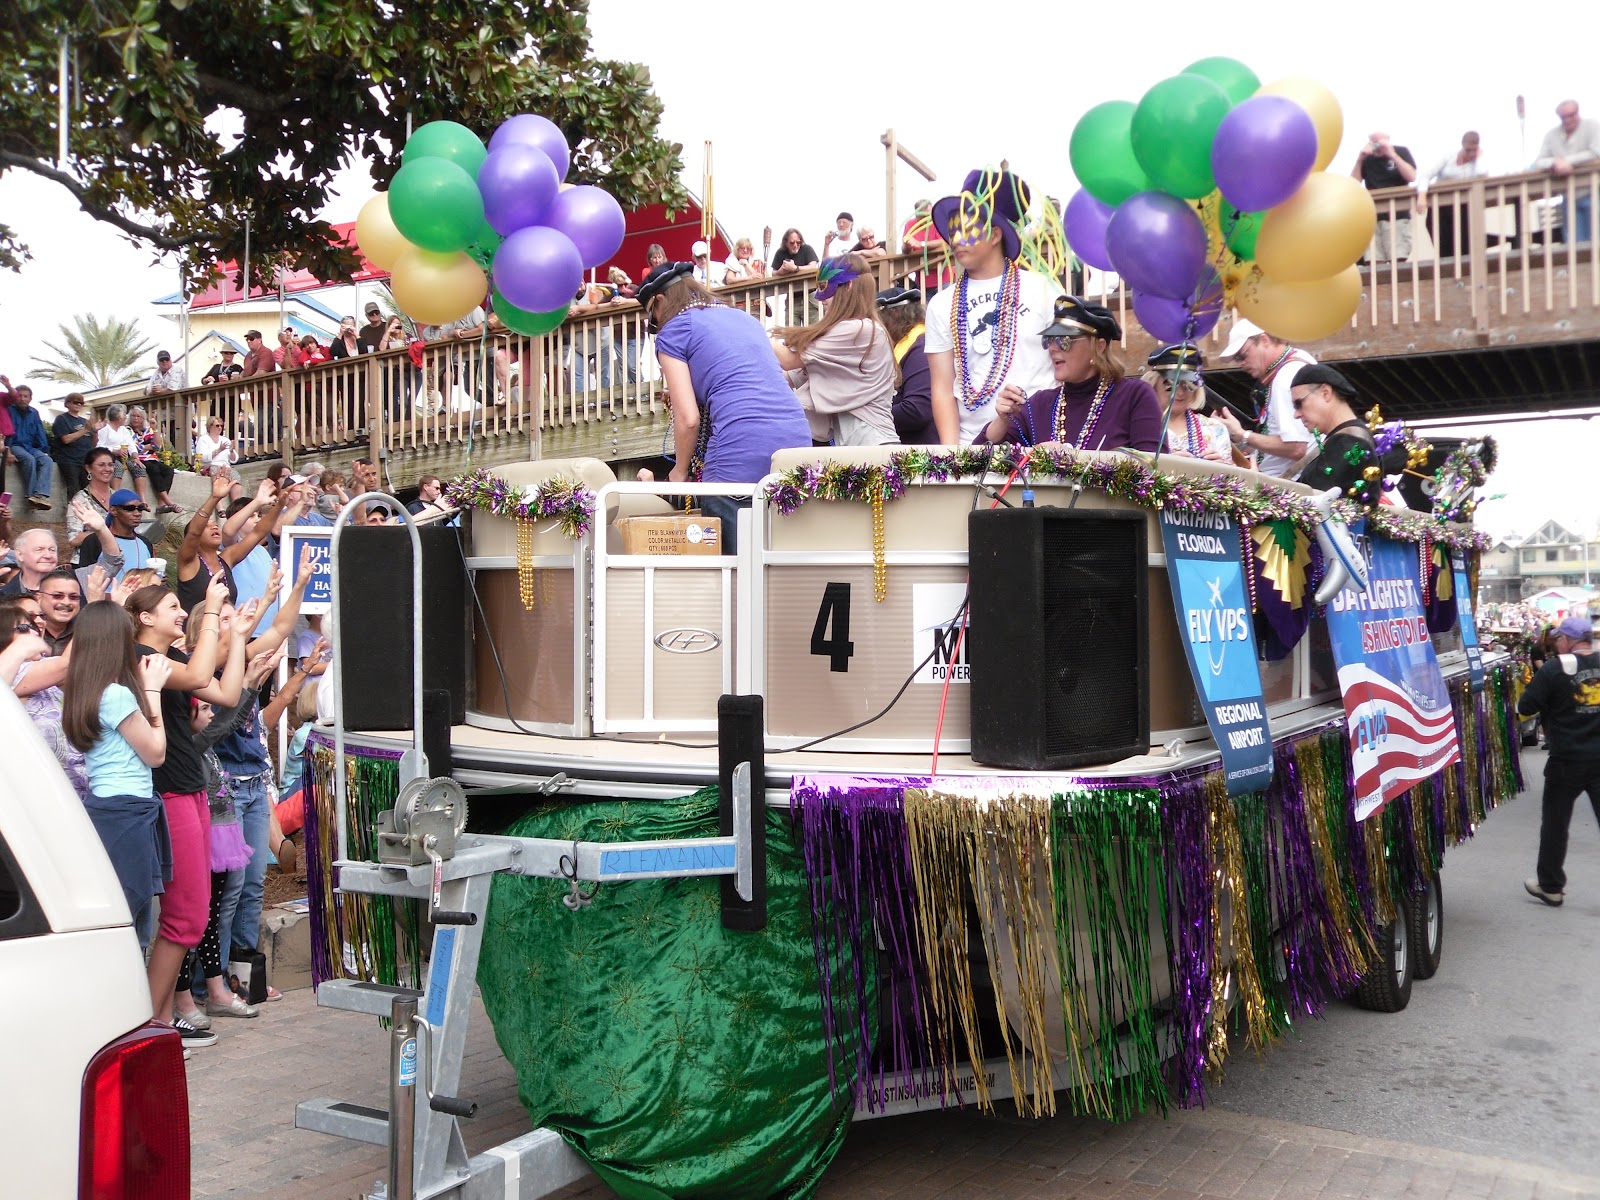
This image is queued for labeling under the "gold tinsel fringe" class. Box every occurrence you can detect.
[1206,772,1272,1054]
[1295,738,1370,975]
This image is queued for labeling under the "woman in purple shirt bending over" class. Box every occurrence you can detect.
[635,262,810,552]
[976,296,1162,453]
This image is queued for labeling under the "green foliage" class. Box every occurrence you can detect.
[27,313,157,388]
[0,0,687,281]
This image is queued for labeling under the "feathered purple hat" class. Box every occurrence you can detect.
[930,168,1032,260]
[813,256,865,301]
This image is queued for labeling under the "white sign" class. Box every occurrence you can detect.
[912,582,970,685]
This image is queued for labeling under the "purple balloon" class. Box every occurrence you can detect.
[1063,189,1117,273]
[546,185,626,269]
[1104,191,1208,301]
[488,114,570,181]
[1211,96,1318,213]
[492,225,584,313]
[477,145,561,236]
[1135,269,1225,342]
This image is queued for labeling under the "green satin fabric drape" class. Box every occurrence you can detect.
[476,789,855,1199]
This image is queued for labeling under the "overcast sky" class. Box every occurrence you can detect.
[1,0,1596,538]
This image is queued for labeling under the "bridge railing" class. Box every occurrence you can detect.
[147,167,1597,472]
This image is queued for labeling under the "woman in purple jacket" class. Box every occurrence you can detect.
[975,296,1162,453]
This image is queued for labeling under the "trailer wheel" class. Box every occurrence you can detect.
[1408,875,1444,981]
[1354,913,1413,1012]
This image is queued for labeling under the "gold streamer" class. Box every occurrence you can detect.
[902,789,989,1108]
[1361,807,1394,929]
[1295,738,1370,973]
[1206,773,1272,1054]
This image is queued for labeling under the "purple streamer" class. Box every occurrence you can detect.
[1158,776,1213,1108]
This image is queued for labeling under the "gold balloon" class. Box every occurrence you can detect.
[389,247,487,326]
[1236,265,1362,342]
[353,193,412,271]
[1256,76,1343,172]
[1255,174,1376,283]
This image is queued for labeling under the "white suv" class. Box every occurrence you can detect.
[0,686,190,1197]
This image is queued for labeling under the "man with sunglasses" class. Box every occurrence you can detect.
[1213,317,1315,478]
[1283,364,1383,506]
[80,488,157,582]
[33,567,84,655]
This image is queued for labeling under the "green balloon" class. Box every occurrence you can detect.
[466,221,503,270]
[1130,74,1232,199]
[1182,56,1262,106]
[1069,101,1153,207]
[387,157,485,253]
[1224,208,1264,261]
[403,119,488,177]
[492,288,569,336]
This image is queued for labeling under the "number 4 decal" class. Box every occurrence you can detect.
[810,582,854,672]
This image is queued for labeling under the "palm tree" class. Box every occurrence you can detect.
[27,314,157,389]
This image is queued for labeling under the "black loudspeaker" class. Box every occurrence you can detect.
[967,508,1149,770]
[335,525,468,731]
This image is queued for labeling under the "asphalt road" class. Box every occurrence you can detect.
[1204,746,1600,1177]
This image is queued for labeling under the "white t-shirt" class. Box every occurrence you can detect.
[925,267,1058,443]
[98,423,138,459]
[1262,354,1316,478]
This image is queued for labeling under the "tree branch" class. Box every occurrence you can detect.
[0,151,214,250]
[194,72,293,114]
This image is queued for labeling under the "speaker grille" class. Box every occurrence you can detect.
[968,508,1149,770]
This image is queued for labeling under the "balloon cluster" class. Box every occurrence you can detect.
[1065,59,1375,344]
[353,116,627,336]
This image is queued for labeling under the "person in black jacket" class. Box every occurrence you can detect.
[877,287,936,445]
[1519,615,1600,906]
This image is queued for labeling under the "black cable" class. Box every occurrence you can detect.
[451,518,970,757]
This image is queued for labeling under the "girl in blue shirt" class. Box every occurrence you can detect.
[63,601,172,944]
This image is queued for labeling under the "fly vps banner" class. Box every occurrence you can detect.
[1158,510,1274,796]
[1325,524,1461,819]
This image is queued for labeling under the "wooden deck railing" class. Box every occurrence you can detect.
[142,164,1598,474]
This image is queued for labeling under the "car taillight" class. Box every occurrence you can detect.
[79,1022,190,1199]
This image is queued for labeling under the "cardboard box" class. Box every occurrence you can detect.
[616,513,723,555]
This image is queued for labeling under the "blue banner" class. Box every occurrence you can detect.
[1324,524,1461,820]
[1158,510,1274,796]
[1451,550,1485,692]
[280,527,333,615]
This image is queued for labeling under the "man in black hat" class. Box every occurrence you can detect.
[145,350,185,396]
[1286,364,1384,505]
[1518,614,1600,907]
[877,287,936,444]
[925,168,1058,444]
[357,301,388,354]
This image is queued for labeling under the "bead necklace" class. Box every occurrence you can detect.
[1167,410,1203,455]
[1053,377,1113,447]
[951,260,1021,411]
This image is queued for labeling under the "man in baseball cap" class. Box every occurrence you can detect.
[1212,316,1316,478]
[1518,613,1600,906]
[358,300,387,353]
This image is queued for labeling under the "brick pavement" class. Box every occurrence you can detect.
[187,984,1600,1200]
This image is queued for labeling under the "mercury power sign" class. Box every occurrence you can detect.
[1325,524,1460,820]
[1158,510,1274,796]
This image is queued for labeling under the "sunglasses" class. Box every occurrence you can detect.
[1042,334,1088,351]
[40,592,79,602]
[13,621,36,634]
[117,503,150,512]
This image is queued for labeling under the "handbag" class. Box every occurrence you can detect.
[227,947,270,1005]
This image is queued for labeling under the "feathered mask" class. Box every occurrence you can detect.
[813,256,863,301]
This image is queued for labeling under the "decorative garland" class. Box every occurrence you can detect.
[445,466,596,540]
[762,446,1493,551]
